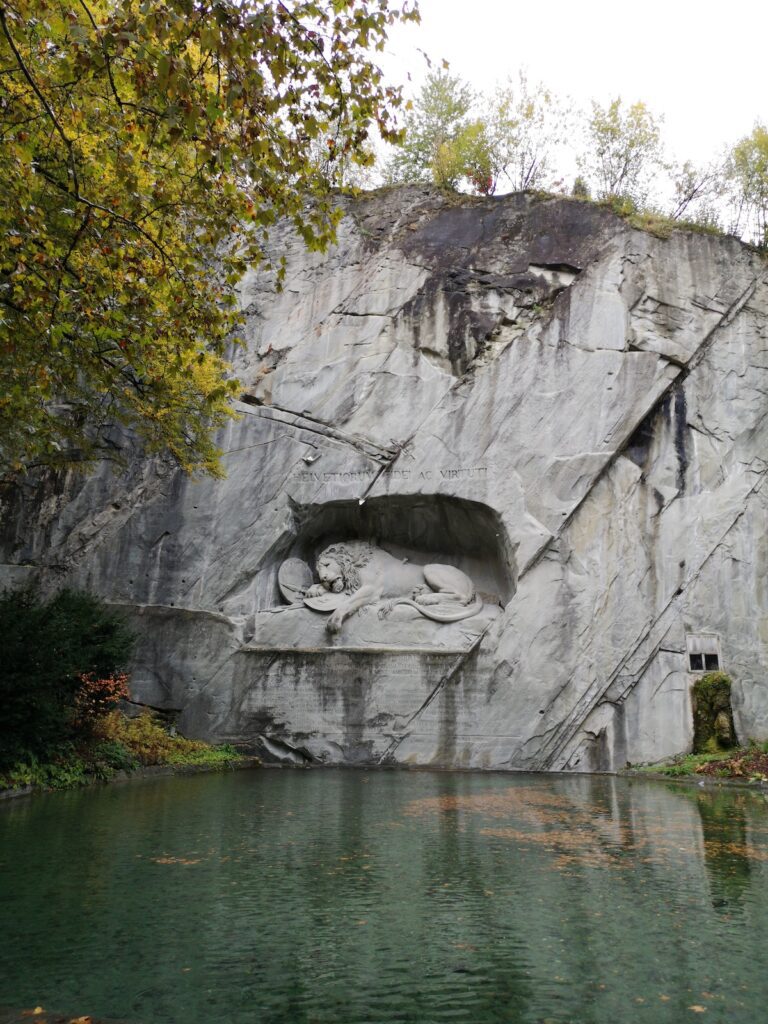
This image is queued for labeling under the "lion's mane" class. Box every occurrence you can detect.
[317,541,374,594]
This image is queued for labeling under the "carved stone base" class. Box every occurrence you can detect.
[220,646,499,767]
[243,601,501,653]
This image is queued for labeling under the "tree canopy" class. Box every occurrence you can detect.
[385,74,768,250]
[726,123,768,246]
[482,73,564,193]
[385,69,475,188]
[386,70,564,196]
[579,98,664,205]
[0,0,418,477]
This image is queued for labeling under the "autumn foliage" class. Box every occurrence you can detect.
[94,709,239,767]
[0,0,419,477]
[0,586,133,768]
[74,671,131,726]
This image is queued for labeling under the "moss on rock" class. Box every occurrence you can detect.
[692,672,738,754]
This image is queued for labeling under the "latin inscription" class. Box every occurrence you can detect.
[296,466,488,483]
[296,469,375,483]
[434,466,488,480]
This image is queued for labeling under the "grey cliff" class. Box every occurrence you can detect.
[2,186,767,770]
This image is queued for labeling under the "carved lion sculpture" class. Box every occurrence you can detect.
[304,540,483,634]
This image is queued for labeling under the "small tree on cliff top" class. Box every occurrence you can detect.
[387,70,567,196]
[0,0,419,478]
[725,123,768,247]
[484,72,566,193]
[579,97,665,205]
[385,69,474,186]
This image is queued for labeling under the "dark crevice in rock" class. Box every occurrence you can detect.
[673,385,689,493]
[624,409,656,470]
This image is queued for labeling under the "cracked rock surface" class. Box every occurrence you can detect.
[2,186,767,770]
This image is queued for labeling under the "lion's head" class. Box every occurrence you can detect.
[315,541,373,594]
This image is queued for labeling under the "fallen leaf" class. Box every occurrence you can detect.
[150,856,201,865]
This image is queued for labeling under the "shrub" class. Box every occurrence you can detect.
[692,672,737,754]
[1,713,245,790]
[74,671,131,728]
[4,751,88,790]
[0,587,134,769]
[87,739,138,775]
[96,711,243,768]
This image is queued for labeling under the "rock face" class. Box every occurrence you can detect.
[2,187,767,770]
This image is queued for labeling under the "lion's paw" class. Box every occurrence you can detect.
[326,611,343,634]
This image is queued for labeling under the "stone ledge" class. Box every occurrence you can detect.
[245,602,500,652]
[240,644,470,655]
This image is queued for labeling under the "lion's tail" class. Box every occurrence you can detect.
[391,595,484,623]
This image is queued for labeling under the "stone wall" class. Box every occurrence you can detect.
[2,186,767,770]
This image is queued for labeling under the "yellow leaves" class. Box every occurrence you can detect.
[150,856,202,865]
[1,0,414,477]
[22,1008,92,1023]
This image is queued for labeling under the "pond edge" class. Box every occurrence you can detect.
[0,756,262,802]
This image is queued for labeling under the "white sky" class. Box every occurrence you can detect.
[380,0,767,165]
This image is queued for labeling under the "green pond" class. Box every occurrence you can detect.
[2,770,768,1024]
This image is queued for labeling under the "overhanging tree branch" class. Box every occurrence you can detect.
[0,6,80,194]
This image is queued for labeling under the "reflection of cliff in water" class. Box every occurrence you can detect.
[695,790,752,910]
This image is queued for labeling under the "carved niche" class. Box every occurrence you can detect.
[278,540,483,635]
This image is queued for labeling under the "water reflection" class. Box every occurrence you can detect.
[1,771,768,1024]
[695,789,754,910]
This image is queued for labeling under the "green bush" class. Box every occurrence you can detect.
[4,751,88,789]
[88,740,139,775]
[95,711,244,769]
[0,586,134,769]
[692,671,737,754]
